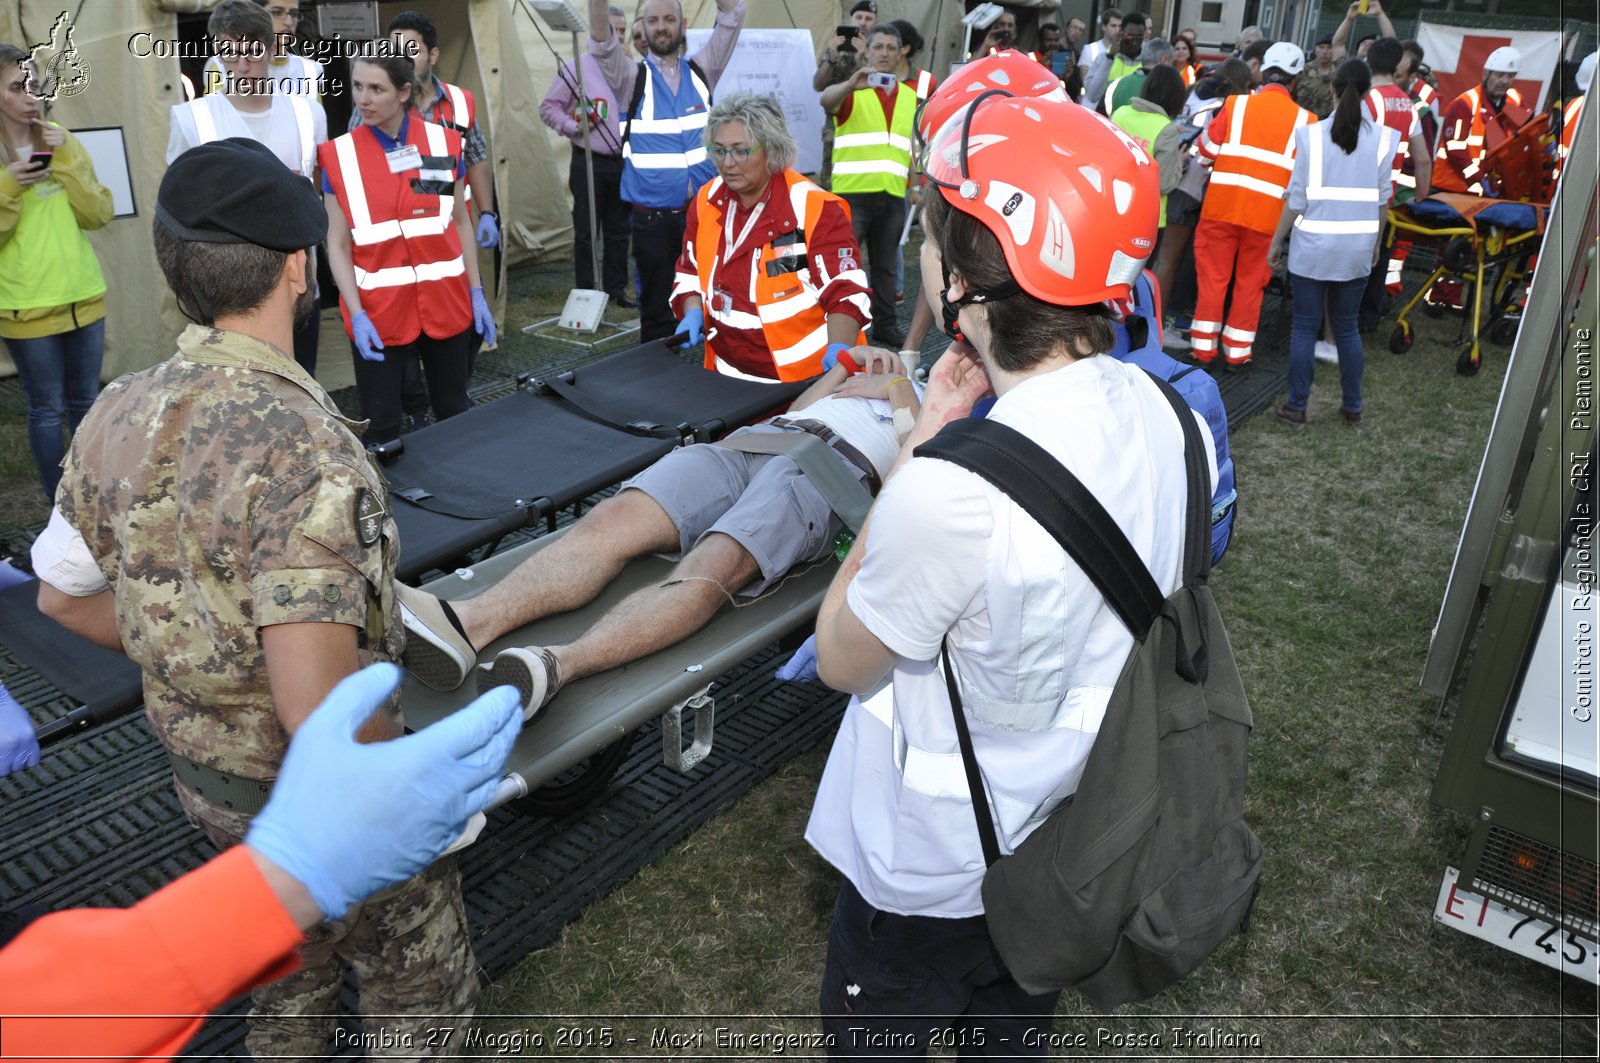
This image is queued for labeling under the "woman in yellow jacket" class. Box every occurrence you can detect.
[0,44,112,500]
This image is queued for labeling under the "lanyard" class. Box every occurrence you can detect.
[724,197,767,260]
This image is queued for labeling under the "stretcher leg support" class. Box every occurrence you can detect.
[662,684,715,773]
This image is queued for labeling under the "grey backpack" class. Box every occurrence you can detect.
[914,376,1262,1011]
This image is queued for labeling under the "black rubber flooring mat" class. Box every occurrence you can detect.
[0,636,845,1060]
[0,581,141,715]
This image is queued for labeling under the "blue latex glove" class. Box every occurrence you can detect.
[244,664,521,920]
[351,310,385,362]
[475,211,500,249]
[775,634,819,683]
[674,306,704,346]
[0,682,41,777]
[820,342,854,372]
[470,286,496,348]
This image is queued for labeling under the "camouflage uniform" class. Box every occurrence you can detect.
[56,324,476,1060]
[1294,63,1337,119]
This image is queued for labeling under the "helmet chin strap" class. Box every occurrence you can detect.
[938,259,1021,341]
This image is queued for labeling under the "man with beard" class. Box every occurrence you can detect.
[590,0,745,341]
[34,138,477,1059]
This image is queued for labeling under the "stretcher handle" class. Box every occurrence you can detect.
[35,693,145,749]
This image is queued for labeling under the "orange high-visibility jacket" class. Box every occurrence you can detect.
[0,847,304,1062]
[680,170,869,381]
[319,117,473,346]
[1557,94,1586,178]
[1197,84,1316,233]
[1434,84,1531,193]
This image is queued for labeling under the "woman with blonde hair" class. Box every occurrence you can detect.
[0,43,112,500]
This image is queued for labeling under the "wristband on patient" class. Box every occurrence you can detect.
[821,342,859,374]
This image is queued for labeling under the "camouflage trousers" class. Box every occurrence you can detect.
[199,814,479,1061]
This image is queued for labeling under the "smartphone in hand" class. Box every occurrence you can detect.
[27,151,52,172]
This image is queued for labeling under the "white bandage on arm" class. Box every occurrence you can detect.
[31,507,111,597]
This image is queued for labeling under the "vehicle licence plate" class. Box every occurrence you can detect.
[1435,866,1600,984]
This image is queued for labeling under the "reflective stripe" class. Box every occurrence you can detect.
[1215,141,1296,170]
[707,303,764,331]
[712,354,782,382]
[1189,319,1221,333]
[442,82,471,128]
[628,112,711,136]
[287,95,315,176]
[335,135,374,229]
[1221,325,1255,342]
[768,321,831,367]
[355,257,466,289]
[190,97,218,142]
[833,131,914,152]
[1296,217,1379,234]
[623,147,710,168]
[1208,170,1287,198]
[831,159,911,179]
[1191,335,1218,351]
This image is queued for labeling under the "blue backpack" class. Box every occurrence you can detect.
[1108,272,1237,564]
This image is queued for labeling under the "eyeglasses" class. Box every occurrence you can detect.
[708,145,758,161]
[266,6,304,21]
[215,41,267,60]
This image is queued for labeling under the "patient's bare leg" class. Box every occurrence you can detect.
[453,488,681,649]
[551,531,760,681]
[478,531,760,717]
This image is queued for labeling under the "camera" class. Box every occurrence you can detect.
[837,24,858,53]
[867,71,897,90]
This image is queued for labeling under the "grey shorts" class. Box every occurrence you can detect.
[620,425,863,595]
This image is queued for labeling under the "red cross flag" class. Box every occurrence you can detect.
[1416,20,1565,112]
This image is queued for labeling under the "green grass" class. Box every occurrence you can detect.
[468,321,1599,1057]
[3,255,1594,1057]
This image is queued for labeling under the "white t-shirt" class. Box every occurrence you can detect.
[166,93,328,176]
[200,53,326,99]
[805,355,1217,918]
[791,391,907,481]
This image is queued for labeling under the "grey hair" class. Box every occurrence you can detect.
[1140,37,1173,66]
[704,91,796,174]
[608,5,626,15]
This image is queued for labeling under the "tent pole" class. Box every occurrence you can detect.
[572,30,602,291]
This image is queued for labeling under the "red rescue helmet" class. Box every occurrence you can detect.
[915,50,1065,151]
[923,94,1159,306]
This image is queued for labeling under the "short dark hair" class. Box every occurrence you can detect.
[385,11,438,52]
[1241,39,1272,66]
[1141,64,1187,119]
[209,0,273,46]
[1402,40,1426,67]
[886,19,923,59]
[922,193,1116,372]
[867,23,901,49]
[1367,37,1404,76]
[1218,58,1252,95]
[154,224,287,323]
[1121,12,1147,32]
[1101,8,1123,28]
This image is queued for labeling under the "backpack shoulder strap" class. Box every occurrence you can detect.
[622,59,649,146]
[913,418,1164,638]
[1148,374,1213,583]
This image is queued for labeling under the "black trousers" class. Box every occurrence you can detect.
[819,879,1061,1060]
[632,206,688,342]
[841,191,906,347]
[352,328,473,444]
[570,149,630,296]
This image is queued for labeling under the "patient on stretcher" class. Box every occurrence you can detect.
[396,355,922,719]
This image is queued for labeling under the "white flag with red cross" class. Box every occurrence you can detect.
[1416,19,1564,111]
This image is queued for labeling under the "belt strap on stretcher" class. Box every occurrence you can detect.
[715,430,876,534]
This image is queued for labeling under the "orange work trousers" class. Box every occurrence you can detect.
[1191,219,1275,366]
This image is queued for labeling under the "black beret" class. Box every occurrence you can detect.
[851,1,877,14]
[156,137,326,251]
[1316,34,1334,47]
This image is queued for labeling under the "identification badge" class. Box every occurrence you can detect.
[709,289,734,314]
[385,145,423,173]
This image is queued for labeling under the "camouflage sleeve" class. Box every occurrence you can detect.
[249,460,384,630]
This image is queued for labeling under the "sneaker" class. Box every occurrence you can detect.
[396,584,476,691]
[479,646,564,721]
[1314,340,1338,365]
[1274,403,1307,428]
[1162,329,1192,352]
[1340,408,1363,425]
